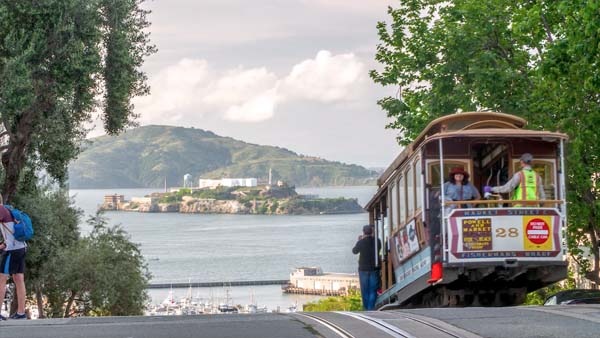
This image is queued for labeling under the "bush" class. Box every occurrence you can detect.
[303,289,363,311]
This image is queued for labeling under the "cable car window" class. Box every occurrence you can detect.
[407,166,415,217]
[398,175,406,225]
[389,184,398,231]
[427,161,469,187]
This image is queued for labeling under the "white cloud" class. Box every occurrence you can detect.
[302,0,394,14]
[224,88,279,122]
[134,50,367,124]
[135,58,212,123]
[279,50,366,102]
[203,67,278,105]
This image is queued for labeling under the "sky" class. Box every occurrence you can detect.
[117,0,401,168]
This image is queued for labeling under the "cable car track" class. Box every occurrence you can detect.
[295,311,481,338]
[295,313,357,338]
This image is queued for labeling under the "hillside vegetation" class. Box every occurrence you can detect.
[68,125,377,188]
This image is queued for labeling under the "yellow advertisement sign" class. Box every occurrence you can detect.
[523,216,553,251]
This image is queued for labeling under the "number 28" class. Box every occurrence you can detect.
[495,227,519,237]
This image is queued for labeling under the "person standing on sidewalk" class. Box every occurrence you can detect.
[352,224,381,311]
[0,197,28,320]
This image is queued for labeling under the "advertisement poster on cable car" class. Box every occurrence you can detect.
[446,208,562,264]
[391,219,421,266]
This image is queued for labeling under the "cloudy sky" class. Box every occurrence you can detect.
[124,0,400,168]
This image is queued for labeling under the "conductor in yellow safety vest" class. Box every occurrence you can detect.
[488,153,545,206]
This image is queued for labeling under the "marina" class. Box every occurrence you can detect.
[145,284,307,315]
[71,186,375,313]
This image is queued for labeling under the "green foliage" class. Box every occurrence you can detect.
[286,197,363,214]
[372,0,600,284]
[10,183,81,318]
[0,0,155,202]
[68,125,377,188]
[304,289,363,312]
[256,203,268,214]
[523,276,577,305]
[191,186,236,200]
[43,212,150,317]
[270,201,279,213]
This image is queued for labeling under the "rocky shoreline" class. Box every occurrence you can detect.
[102,192,364,215]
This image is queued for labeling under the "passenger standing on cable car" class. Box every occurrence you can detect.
[487,153,545,206]
[352,225,381,311]
[444,167,481,209]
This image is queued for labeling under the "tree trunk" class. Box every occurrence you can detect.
[586,227,600,285]
[35,284,45,319]
[64,290,76,318]
[9,291,17,316]
[1,110,35,203]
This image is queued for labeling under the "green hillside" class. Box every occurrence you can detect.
[68,125,377,188]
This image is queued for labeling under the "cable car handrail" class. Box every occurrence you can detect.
[444,199,564,206]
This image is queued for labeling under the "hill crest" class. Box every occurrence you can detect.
[68,125,376,188]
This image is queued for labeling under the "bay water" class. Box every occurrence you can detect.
[70,186,376,311]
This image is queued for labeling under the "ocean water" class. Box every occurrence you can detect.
[69,186,376,310]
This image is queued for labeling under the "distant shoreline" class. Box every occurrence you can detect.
[99,185,367,215]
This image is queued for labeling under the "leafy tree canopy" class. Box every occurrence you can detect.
[0,0,155,202]
[43,212,150,317]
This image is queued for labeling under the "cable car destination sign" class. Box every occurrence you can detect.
[447,208,561,263]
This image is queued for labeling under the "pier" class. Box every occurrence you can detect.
[148,279,288,289]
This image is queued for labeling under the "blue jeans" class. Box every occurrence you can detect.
[358,270,379,310]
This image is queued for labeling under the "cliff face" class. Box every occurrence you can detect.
[106,196,364,215]
[180,199,249,214]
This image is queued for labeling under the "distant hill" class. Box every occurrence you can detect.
[68,125,377,188]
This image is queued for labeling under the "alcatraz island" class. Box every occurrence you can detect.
[101,177,364,215]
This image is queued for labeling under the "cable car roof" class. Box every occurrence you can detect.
[365,112,568,210]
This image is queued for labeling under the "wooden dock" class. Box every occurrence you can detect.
[281,285,349,296]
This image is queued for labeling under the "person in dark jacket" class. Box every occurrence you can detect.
[352,224,381,310]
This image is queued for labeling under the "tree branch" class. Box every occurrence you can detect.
[540,12,554,43]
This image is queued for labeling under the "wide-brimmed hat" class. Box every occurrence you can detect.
[449,167,469,180]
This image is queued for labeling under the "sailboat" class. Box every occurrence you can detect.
[245,289,268,314]
[218,285,238,313]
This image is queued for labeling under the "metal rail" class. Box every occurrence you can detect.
[337,311,478,338]
[336,312,415,338]
[295,313,356,338]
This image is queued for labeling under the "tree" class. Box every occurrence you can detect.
[11,180,81,318]
[0,0,155,202]
[372,0,600,284]
[43,213,150,317]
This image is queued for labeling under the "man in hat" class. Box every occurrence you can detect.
[352,224,381,310]
[486,153,545,206]
[444,167,481,209]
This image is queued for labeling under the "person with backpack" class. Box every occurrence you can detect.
[0,200,28,320]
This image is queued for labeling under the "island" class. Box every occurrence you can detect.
[101,182,364,215]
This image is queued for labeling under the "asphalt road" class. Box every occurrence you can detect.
[1,305,599,338]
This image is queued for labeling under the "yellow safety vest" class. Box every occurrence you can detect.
[513,169,538,206]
